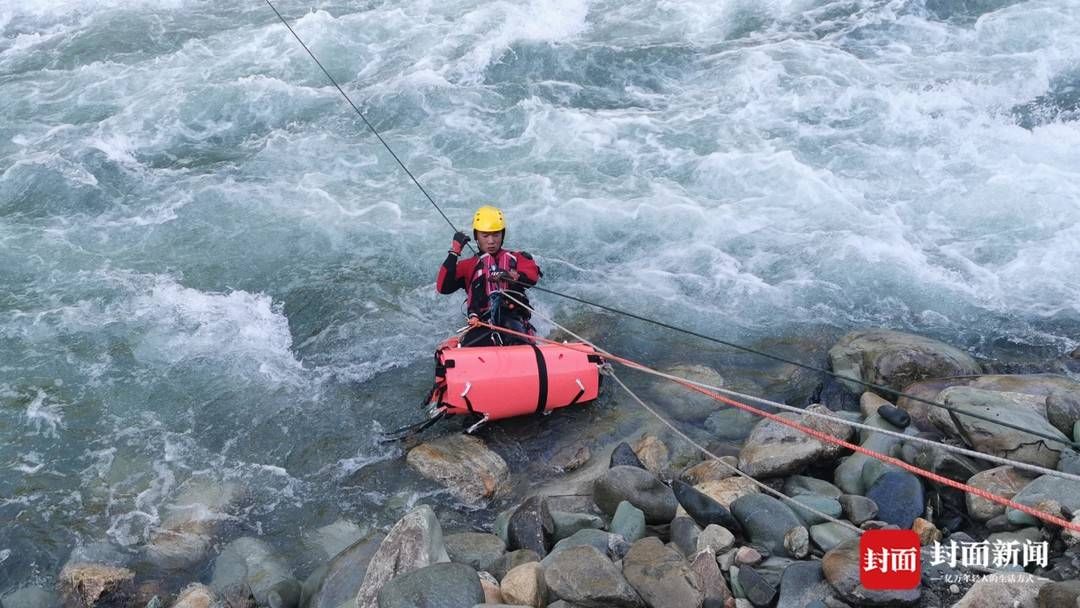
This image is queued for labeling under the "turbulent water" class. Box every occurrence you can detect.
[2,0,1080,591]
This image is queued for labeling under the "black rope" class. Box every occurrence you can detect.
[263,0,476,254]
[508,279,1080,451]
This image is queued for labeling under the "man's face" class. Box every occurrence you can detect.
[476,230,503,255]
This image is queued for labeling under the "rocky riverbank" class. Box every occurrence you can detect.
[4,328,1080,608]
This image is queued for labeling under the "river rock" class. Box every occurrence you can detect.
[610,501,646,543]
[507,496,555,557]
[777,560,839,608]
[211,537,296,608]
[669,516,702,557]
[737,567,775,608]
[653,364,726,422]
[865,471,924,528]
[543,545,643,607]
[500,562,546,608]
[689,549,732,608]
[57,562,134,608]
[692,476,759,508]
[1005,474,1080,526]
[833,426,904,496]
[376,562,484,608]
[306,532,384,608]
[860,392,890,418]
[789,495,843,527]
[837,495,878,525]
[697,524,735,555]
[550,511,604,542]
[550,444,591,473]
[171,584,216,608]
[828,329,981,394]
[593,466,678,524]
[898,374,1080,432]
[488,550,540,582]
[738,405,853,478]
[304,519,368,562]
[542,529,628,566]
[476,571,502,604]
[1047,388,1080,437]
[822,538,920,606]
[632,434,670,478]
[622,537,704,608]
[951,574,1050,608]
[407,434,510,504]
[1038,580,1080,608]
[811,521,859,553]
[0,587,57,608]
[704,409,761,441]
[445,532,506,573]
[937,387,1071,468]
[965,466,1037,522]
[356,505,450,608]
[672,479,740,531]
[783,475,843,499]
[877,404,910,429]
[143,478,245,569]
[679,457,739,485]
[610,443,646,469]
[731,494,807,558]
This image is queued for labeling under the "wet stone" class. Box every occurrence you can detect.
[507,496,555,558]
[610,443,646,469]
[376,562,484,608]
[877,404,911,429]
[444,532,506,573]
[593,466,677,524]
[609,501,646,543]
[488,549,540,582]
[838,495,878,525]
[730,494,806,558]
[737,566,776,608]
[669,516,702,557]
[865,471,924,529]
[672,479,740,531]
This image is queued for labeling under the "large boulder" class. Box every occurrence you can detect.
[965,466,1037,522]
[672,480,739,531]
[1046,388,1080,437]
[376,562,484,608]
[652,364,727,422]
[593,466,678,524]
[622,538,703,608]
[777,560,840,607]
[951,574,1050,607]
[507,496,555,558]
[305,532,385,608]
[828,329,981,395]
[897,374,1080,432]
[356,505,450,608]
[737,405,853,478]
[444,532,506,574]
[543,546,643,607]
[822,538,920,606]
[864,472,925,529]
[407,435,510,504]
[1005,474,1080,526]
[57,563,134,608]
[210,537,297,608]
[930,387,1071,469]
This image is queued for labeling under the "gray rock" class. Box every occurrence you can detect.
[1006,474,1080,526]
[931,387,1070,469]
[1059,449,1080,475]
[488,549,540,582]
[610,443,646,469]
[622,538,704,608]
[669,516,702,557]
[0,587,57,608]
[753,557,797,590]
[838,495,878,525]
[305,519,367,562]
[171,584,217,608]
[737,567,776,608]
[406,434,510,504]
[828,329,981,394]
[1047,389,1080,437]
[653,364,727,422]
[697,525,735,555]
[877,404,911,429]
[783,476,843,499]
[543,545,643,607]
[57,562,135,608]
[987,527,1042,546]
[898,374,1080,433]
[444,533,506,573]
[593,466,678,524]
[1038,580,1080,608]
[679,458,740,485]
[984,514,1018,532]
[609,501,646,544]
[507,496,555,557]
[865,471,924,529]
[690,550,732,608]
[704,409,761,441]
[809,522,859,553]
[211,537,296,608]
[789,495,843,527]
[143,478,245,569]
[738,405,853,478]
[833,430,903,495]
[822,538,920,606]
[551,511,605,542]
[730,494,807,558]
[904,439,983,484]
[777,561,839,608]
[356,505,450,608]
[542,529,628,567]
[376,562,484,608]
[306,532,384,608]
[672,480,740,531]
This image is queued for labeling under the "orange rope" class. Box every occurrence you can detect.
[470,320,1080,534]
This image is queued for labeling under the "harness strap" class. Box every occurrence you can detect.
[530,344,549,414]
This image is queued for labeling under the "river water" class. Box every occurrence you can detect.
[2,0,1079,592]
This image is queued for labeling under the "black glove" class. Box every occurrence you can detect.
[450,231,471,254]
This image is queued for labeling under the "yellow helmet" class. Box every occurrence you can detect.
[472,205,506,232]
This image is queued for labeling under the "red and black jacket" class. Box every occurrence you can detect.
[437,248,542,319]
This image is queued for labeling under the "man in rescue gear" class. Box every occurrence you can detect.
[436,205,542,346]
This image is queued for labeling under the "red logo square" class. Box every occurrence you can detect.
[859,529,922,590]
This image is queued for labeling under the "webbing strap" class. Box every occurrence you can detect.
[530,344,549,414]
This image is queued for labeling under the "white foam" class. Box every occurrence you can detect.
[25,390,64,438]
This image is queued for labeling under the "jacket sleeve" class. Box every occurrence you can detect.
[436,253,468,294]
[514,251,542,286]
